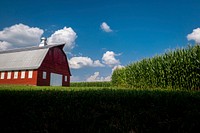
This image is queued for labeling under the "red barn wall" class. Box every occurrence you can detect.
[0,70,38,85]
[37,46,71,86]
[0,45,71,86]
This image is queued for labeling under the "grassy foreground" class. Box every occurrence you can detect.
[0,86,200,133]
[70,81,112,87]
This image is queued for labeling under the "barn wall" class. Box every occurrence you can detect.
[36,70,50,86]
[0,45,71,87]
[0,70,38,85]
[62,75,70,86]
[37,47,71,86]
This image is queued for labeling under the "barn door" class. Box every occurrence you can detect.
[50,73,62,86]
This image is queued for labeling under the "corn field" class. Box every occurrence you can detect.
[70,81,112,87]
[112,45,200,90]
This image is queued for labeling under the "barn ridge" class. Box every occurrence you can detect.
[0,43,65,54]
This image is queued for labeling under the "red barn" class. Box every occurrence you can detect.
[0,39,71,86]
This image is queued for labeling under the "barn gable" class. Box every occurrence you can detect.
[39,45,71,76]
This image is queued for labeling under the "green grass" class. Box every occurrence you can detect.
[0,85,200,133]
[70,81,112,87]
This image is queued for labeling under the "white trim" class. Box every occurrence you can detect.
[14,71,18,79]
[21,71,25,79]
[65,76,67,82]
[43,71,47,79]
[1,72,5,79]
[28,70,33,78]
[7,72,11,79]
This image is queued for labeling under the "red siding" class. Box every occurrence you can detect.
[37,46,71,86]
[0,45,71,86]
[0,70,38,85]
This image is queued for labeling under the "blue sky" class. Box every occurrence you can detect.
[0,0,200,81]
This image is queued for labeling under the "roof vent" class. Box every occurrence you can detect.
[39,37,47,47]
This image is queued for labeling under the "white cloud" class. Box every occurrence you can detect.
[86,72,111,82]
[104,75,112,81]
[70,52,123,82]
[112,65,124,73]
[0,41,12,51]
[104,65,124,81]
[86,72,101,82]
[102,51,120,67]
[187,28,200,43]
[69,56,104,69]
[100,22,113,32]
[47,27,77,52]
[94,60,104,67]
[0,23,44,50]
[86,64,124,82]
[0,24,77,51]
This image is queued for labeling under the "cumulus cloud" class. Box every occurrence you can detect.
[0,23,44,50]
[86,72,101,82]
[0,41,12,51]
[86,64,124,82]
[86,72,111,82]
[47,27,77,52]
[104,75,112,81]
[102,51,120,67]
[69,56,104,69]
[100,22,113,32]
[93,60,104,67]
[187,28,200,43]
[101,65,124,82]
[112,65,124,73]
[0,24,77,52]
[105,65,124,81]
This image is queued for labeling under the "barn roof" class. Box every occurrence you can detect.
[0,44,65,71]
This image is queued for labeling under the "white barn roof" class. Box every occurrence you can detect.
[0,44,64,71]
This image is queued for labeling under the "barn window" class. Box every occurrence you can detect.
[1,72,5,79]
[7,72,11,79]
[43,71,47,79]
[14,71,18,79]
[21,71,25,79]
[28,70,33,78]
[65,76,67,82]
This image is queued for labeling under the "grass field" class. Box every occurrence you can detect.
[0,85,200,133]
[70,81,112,87]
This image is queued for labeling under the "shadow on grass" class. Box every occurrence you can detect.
[0,89,199,133]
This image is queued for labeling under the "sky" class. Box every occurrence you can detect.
[0,0,200,82]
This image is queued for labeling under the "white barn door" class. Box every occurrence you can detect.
[50,73,62,86]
